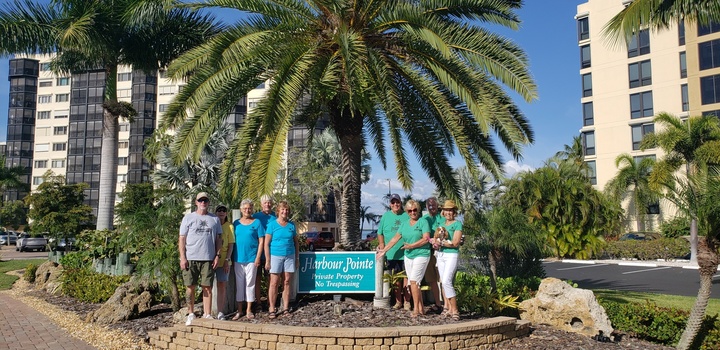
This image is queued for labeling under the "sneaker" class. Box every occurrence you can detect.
[203,314,214,319]
[404,301,412,311]
[185,313,195,326]
[217,312,226,320]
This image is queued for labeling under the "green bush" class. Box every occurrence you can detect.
[59,251,91,270]
[601,299,720,348]
[23,263,38,283]
[60,267,130,303]
[454,272,540,316]
[660,216,690,239]
[601,238,689,260]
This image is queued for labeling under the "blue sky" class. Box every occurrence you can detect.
[0,1,584,215]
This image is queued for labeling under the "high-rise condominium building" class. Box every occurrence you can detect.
[5,54,335,227]
[576,1,720,231]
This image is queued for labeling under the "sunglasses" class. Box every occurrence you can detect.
[407,209,418,213]
[390,201,401,205]
[197,198,209,203]
[216,209,227,213]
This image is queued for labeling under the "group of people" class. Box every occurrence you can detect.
[178,192,299,325]
[377,195,462,320]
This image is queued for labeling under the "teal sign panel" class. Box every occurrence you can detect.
[298,252,376,293]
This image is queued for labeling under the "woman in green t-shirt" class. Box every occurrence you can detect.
[433,200,463,320]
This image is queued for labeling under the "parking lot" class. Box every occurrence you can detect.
[0,244,48,260]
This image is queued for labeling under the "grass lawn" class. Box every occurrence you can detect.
[595,289,720,316]
[0,259,47,291]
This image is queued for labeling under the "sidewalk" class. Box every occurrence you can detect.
[559,258,702,269]
[0,291,96,350]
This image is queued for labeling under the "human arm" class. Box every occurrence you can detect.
[404,231,430,250]
[377,233,402,257]
[255,236,264,267]
[212,233,223,269]
[264,233,272,270]
[178,235,188,270]
[443,228,462,249]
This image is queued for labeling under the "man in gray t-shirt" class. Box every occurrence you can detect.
[179,192,222,325]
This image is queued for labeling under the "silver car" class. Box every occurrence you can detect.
[0,232,18,245]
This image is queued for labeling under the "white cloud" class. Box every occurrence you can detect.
[503,160,534,178]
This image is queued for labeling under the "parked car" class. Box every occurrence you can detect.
[48,236,77,251]
[364,230,378,242]
[16,233,48,252]
[0,231,18,246]
[305,231,335,251]
[619,232,658,241]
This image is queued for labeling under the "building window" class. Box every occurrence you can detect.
[679,52,687,78]
[52,143,67,151]
[703,110,720,117]
[119,140,129,149]
[39,62,51,71]
[698,21,720,36]
[582,73,592,97]
[629,60,652,88]
[34,160,47,168]
[159,69,168,79]
[582,131,595,156]
[54,110,69,119]
[578,17,589,41]
[38,95,52,104]
[580,45,591,68]
[39,80,52,87]
[159,86,174,95]
[118,157,128,166]
[630,91,654,119]
[158,104,169,112]
[699,39,720,71]
[53,126,67,135]
[248,99,260,108]
[37,111,51,120]
[632,123,654,150]
[119,124,130,132]
[36,143,49,152]
[118,72,132,81]
[586,160,597,185]
[56,77,70,86]
[118,174,127,183]
[36,127,50,137]
[679,21,685,45]
[647,202,660,214]
[117,89,131,98]
[583,102,594,126]
[51,159,65,168]
[700,74,720,105]
[628,29,650,57]
[55,93,69,102]
[681,84,689,111]
[255,82,266,90]
[32,177,44,186]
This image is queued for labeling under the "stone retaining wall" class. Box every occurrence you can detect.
[148,316,530,350]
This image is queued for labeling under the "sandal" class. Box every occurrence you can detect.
[392,303,402,310]
[410,312,419,318]
[268,310,277,319]
[231,312,242,321]
[278,309,291,317]
[246,312,255,319]
[451,313,460,321]
[428,305,442,314]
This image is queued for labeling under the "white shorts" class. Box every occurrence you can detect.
[404,256,430,283]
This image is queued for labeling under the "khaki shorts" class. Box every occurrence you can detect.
[182,260,215,287]
[424,253,439,283]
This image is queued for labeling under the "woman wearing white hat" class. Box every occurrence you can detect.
[434,200,463,320]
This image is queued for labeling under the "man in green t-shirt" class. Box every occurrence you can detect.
[377,193,410,309]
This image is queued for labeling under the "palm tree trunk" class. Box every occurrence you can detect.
[689,218,698,262]
[170,273,181,312]
[331,108,363,249]
[488,250,499,292]
[97,65,120,230]
[676,238,719,350]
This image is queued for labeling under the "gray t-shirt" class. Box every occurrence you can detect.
[180,212,222,261]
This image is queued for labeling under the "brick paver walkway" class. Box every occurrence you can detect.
[0,292,96,349]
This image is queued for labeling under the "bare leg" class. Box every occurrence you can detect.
[201,286,212,316]
[186,285,196,315]
[268,273,280,313]
[409,281,424,315]
[282,272,292,311]
[216,281,226,315]
[403,278,411,306]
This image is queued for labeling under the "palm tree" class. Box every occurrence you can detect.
[661,171,720,350]
[162,0,537,248]
[641,113,720,262]
[602,0,720,46]
[359,205,377,233]
[604,153,659,232]
[455,165,495,214]
[0,0,219,230]
[554,135,586,168]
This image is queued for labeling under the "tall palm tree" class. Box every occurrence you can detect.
[602,0,720,46]
[641,113,720,262]
[604,153,659,232]
[554,135,586,168]
[0,0,219,230]
[359,205,377,232]
[662,171,720,350]
[455,165,495,214]
[162,0,536,248]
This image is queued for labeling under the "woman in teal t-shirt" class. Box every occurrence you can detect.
[263,201,299,318]
[378,199,431,317]
[232,199,264,320]
[433,200,463,320]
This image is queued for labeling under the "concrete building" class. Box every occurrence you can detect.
[576,1,720,231]
[4,54,337,233]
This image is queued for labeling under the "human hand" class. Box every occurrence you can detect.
[212,256,219,269]
[180,258,189,271]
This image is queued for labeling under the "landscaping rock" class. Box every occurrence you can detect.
[519,277,613,338]
[34,261,63,295]
[87,278,157,324]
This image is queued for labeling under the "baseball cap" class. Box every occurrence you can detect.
[196,192,210,201]
[389,193,401,202]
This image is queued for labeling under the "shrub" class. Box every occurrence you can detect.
[601,299,720,348]
[660,216,690,239]
[454,272,540,317]
[60,266,130,303]
[601,238,689,260]
[59,251,91,270]
[23,263,38,283]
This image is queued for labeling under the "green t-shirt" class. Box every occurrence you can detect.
[440,220,462,254]
[377,211,409,260]
[399,219,431,259]
[422,213,445,236]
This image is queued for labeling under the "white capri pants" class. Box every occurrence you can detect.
[234,262,257,302]
[403,255,430,283]
[435,251,459,298]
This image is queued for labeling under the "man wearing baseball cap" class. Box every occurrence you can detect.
[377,193,410,309]
[179,192,223,325]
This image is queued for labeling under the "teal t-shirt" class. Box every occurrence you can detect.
[398,219,431,259]
[377,211,409,261]
[422,213,445,236]
[252,211,277,229]
[266,220,297,256]
[232,219,265,264]
[440,220,462,254]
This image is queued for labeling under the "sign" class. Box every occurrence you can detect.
[297,252,376,293]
